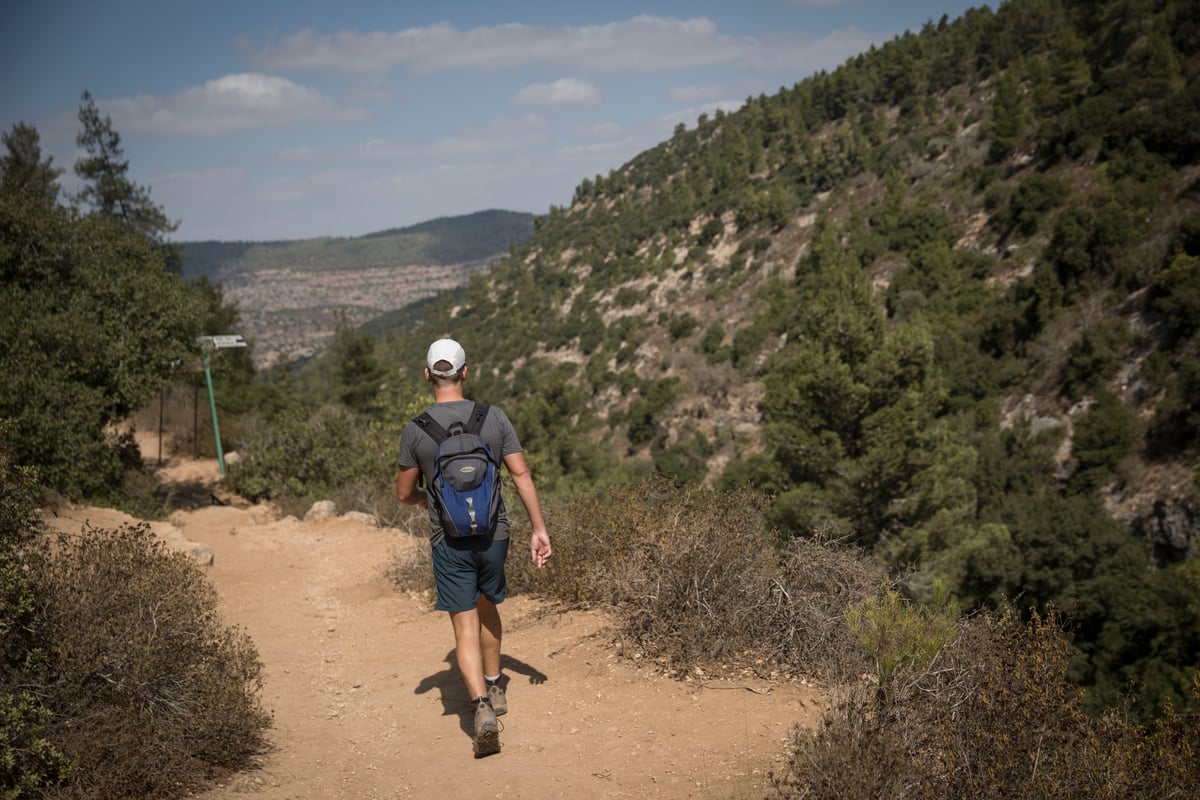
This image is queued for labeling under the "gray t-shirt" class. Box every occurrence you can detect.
[397,399,522,545]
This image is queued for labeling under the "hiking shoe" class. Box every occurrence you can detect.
[487,682,507,716]
[473,698,500,757]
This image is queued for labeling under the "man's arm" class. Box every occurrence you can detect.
[395,465,427,508]
[502,451,551,569]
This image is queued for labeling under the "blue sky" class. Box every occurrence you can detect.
[2,0,985,242]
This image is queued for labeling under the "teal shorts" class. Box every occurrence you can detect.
[431,535,509,612]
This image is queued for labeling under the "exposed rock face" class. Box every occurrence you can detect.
[1134,498,1197,565]
[1104,462,1198,566]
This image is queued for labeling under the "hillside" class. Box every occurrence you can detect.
[181,210,534,365]
[356,0,1200,714]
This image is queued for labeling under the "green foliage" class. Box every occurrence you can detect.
[74,91,178,249]
[1070,391,1138,493]
[651,430,713,485]
[846,588,958,701]
[667,312,698,341]
[699,322,729,364]
[625,377,680,447]
[1152,249,1200,338]
[0,424,67,798]
[989,71,1028,162]
[999,172,1068,237]
[1,691,71,798]
[1061,318,1131,401]
[1,119,205,498]
[226,403,391,517]
[0,421,41,554]
[1145,341,1200,459]
[329,312,385,413]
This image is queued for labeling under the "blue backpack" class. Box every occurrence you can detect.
[413,403,501,537]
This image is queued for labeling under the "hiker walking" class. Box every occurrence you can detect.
[395,338,552,757]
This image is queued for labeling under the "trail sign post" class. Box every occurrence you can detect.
[197,335,246,476]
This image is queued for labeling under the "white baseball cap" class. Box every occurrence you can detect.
[426,338,466,377]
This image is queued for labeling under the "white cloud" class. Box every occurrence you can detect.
[513,78,601,108]
[243,16,844,75]
[276,115,546,163]
[668,84,732,103]
[153,165,247,194]
[558,138,638,159]
[428,114,547,156]
[104,73,370,136]
[575,121,624,138]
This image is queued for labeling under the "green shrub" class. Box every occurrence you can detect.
[1070,391,1138,493]
[699,323,730,364]
[1000,173,1068,237]
[1,421,69,798]
[1153,250,1200,338]
[226,404,394,519]
[668,313,698,341]
[650,431,713,485]
[846,587,958,704]
[1061,318,1131,401]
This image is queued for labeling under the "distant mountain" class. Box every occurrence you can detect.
[178,209,535,282]
[179,209,534,366]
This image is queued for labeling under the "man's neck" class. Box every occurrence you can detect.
[432,386,466,404]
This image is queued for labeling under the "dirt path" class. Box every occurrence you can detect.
[47,446,824,799]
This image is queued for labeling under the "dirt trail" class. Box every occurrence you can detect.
[46,443,824,799]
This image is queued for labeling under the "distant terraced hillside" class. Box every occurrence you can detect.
[180,210,533,365]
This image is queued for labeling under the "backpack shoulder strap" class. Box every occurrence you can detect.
[465,402,491,436]
[413,411,450,445]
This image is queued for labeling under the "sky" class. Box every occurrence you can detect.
[2,0,985,243]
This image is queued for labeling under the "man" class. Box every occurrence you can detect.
[395,338,552,758]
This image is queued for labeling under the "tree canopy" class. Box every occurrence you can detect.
[0,97,204,497]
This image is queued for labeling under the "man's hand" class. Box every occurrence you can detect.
[530,529,552,569]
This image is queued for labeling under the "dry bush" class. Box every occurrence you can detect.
[772,607,1200,800]
[385,512,437,598]
[393,475,889,683]
[770,533,886,679]
[506,476,887,680]
[25,524,270,799]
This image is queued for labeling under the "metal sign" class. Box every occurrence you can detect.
[196,333,245,475]
[197,334,247,350]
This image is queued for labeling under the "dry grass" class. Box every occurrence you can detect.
[501,476,886,681]
[17,524,270,799]
[772,608,1200,799]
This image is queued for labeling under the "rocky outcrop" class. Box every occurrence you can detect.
[1133,497,1197,565]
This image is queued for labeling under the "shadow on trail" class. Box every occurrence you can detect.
[161,478,229,511]
[414,650,549,738]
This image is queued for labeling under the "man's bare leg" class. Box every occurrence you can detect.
[450,606,486,700]
[451,600,502,756]
[478,595,503,678]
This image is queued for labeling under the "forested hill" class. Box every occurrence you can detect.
[178,209,534,281]
[369,0,1200,715]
